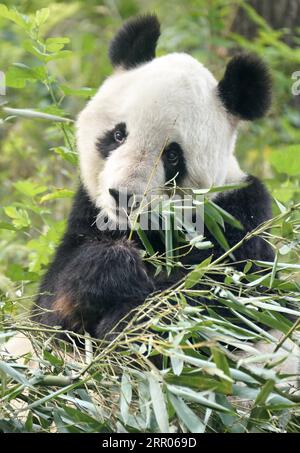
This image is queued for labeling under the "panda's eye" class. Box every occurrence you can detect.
[96,122,127,158]
[166,148,179,165]
[162,142,186,185]
[114,129,126,144]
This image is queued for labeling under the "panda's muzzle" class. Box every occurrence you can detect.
[109,188,141,214]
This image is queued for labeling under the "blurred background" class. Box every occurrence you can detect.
[0,0,300,308]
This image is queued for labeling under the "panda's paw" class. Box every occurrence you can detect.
[102,238,146,272]
[98,238,155,300]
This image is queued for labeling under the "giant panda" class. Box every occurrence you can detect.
[34,14,276,341]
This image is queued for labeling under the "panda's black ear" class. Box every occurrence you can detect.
[218,54,272,121]
[109,14,160,69]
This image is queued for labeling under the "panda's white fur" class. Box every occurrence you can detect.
[77,53,243,223]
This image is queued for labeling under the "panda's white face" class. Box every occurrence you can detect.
[77,52,243,223]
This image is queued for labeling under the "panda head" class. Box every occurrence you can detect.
[76,14,271,224]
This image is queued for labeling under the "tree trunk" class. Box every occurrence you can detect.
[232,0,300,44]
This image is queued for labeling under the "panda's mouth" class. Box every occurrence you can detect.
[94,188,144,231]
[108,188,143,217]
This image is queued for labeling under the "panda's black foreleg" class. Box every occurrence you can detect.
[37,238,155,337]
[212,175,275,266]
[178,175,274,273]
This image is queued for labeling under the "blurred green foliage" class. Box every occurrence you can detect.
[0,0,299,308]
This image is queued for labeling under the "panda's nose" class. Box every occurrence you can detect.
[109,188,120,204]
[109,188,133,208]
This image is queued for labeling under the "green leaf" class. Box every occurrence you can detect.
[13,180,47,198]
[46,37,70,53]
[44,50,73,62]
[254,380,275,406]
[281,220,294,239]
[212,348,231,377]
[274,198,287,214]
[26,382,77,410]
[40,189,74,203]
[6,63,47,88]
[168,393,205,433]
[165,373,231,394]
[185,256,212,289]
[22,40,49,61]
[22,40,72,62]
[170,351,184,376]
[205,202,224,228]
[167,352,256,384]
[43,350,64,367]
[35,8,50,26]
[192,181,248,195]
[243,261,253,274]
[24,413,33,432]
[6,264,39,282]
[209,201,244,230]
[53,147,78,165]
[4,206,31,229]
[61,85,96,98]
[204,208,231,254]
[0,222,16,231]
[0,4,31,30]
[120,373,132,425]
[269,250,278,289]
[163,211,174,274]
[60,405,103,431]
[232,384,292,407]
[269,145,300,176]
[0,361,32,387]
[211,348,232,394]
[136,225,155,256]
[167,385,231,412]
[2,107,73,123]
[247,380,275,431]
[148,374,169,433]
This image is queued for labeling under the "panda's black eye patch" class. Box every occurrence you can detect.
[96,123,127,158]
[162,142,186,185]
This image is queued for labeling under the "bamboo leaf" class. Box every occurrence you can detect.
[148,374,169,433]
[120,373,132,426]
[2,107,73,123]
[168,393,205,433]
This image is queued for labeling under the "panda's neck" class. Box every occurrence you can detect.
[225,155,246,185]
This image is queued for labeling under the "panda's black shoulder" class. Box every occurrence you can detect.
[215,175,273,228]
[37,184,100,283]
[66,183,99,237]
